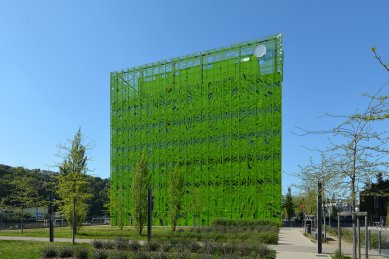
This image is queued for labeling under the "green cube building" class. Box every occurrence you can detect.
[110,34,283,226]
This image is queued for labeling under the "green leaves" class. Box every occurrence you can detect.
[56,128,92,233]
[283,187,294,220]
[9,172,36,210]
[168,165,184,231]
[131,151,150,235]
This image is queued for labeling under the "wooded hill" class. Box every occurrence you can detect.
[0,164,109,219]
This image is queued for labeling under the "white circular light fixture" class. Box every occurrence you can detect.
[254,45,267,58]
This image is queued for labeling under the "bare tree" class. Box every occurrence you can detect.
[295,89,388,257]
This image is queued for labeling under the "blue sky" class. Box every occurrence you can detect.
[0,1,388,194]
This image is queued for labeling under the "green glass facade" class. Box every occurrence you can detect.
[110,34,283,226]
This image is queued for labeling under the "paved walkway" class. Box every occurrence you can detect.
[271,227,389,259]
[270,228,331,259]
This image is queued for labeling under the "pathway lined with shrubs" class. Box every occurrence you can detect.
[270,228,330,259]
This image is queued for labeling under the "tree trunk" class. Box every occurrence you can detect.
[139,209,142,235]
[352,177,357,259]
[72,197,76,244]
[21,208,24,233]
[172,218,176,231]
[352,141,357,259]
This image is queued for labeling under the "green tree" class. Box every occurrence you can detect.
[301,188,317,216]
[9,169,36,233]
[168,165,184,231]
[131,151,150,235]
[56,128,92,243]
[0,197,7,229]
[188,186,203,227]
[87,176,110,217]
[284,187,294,221]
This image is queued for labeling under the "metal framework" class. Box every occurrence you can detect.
[110,34,283,226]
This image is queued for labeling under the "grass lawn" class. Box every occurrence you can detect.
[0,240,91,259]
[1,225,134,239]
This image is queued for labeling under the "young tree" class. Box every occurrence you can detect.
[131,151,150,235]
[168,165,184,231]
[284,187,294,221]
[56,128,92,244]
[187,186,203,227]
[9,169,36,233]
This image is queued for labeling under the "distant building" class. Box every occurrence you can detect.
[25,207,47,219]
[360,180,389,224]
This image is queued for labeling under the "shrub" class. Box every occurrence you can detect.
[223,255,239,259]
[159,241,173,252]
[252,243,271,257]
[103,240,114,249]
[174,251,189,259]
[132,251,150,259]
[59,246,74,257]
[145,240,159,251]
[42,246,57,258]
[333,249,352,259]
[111,251,128,259]
[212,219,280,228]
[153,251,168,259]
[221,243,237,255]
[188,241,201,253]
[203,241,218,255]
[76,247,89,259]
[128,240,141,251]
[370,232,379,249]
[205,227,213,233]
[174,242,186,253]
[256,231,279,244]
[92,240,104,249]
[92,250,108,259]
[115,237,129,250]
[237,243,254,256]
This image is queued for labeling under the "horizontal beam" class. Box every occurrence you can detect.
[338,211,367,216]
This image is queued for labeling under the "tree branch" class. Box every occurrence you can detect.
[372,48,389,72]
